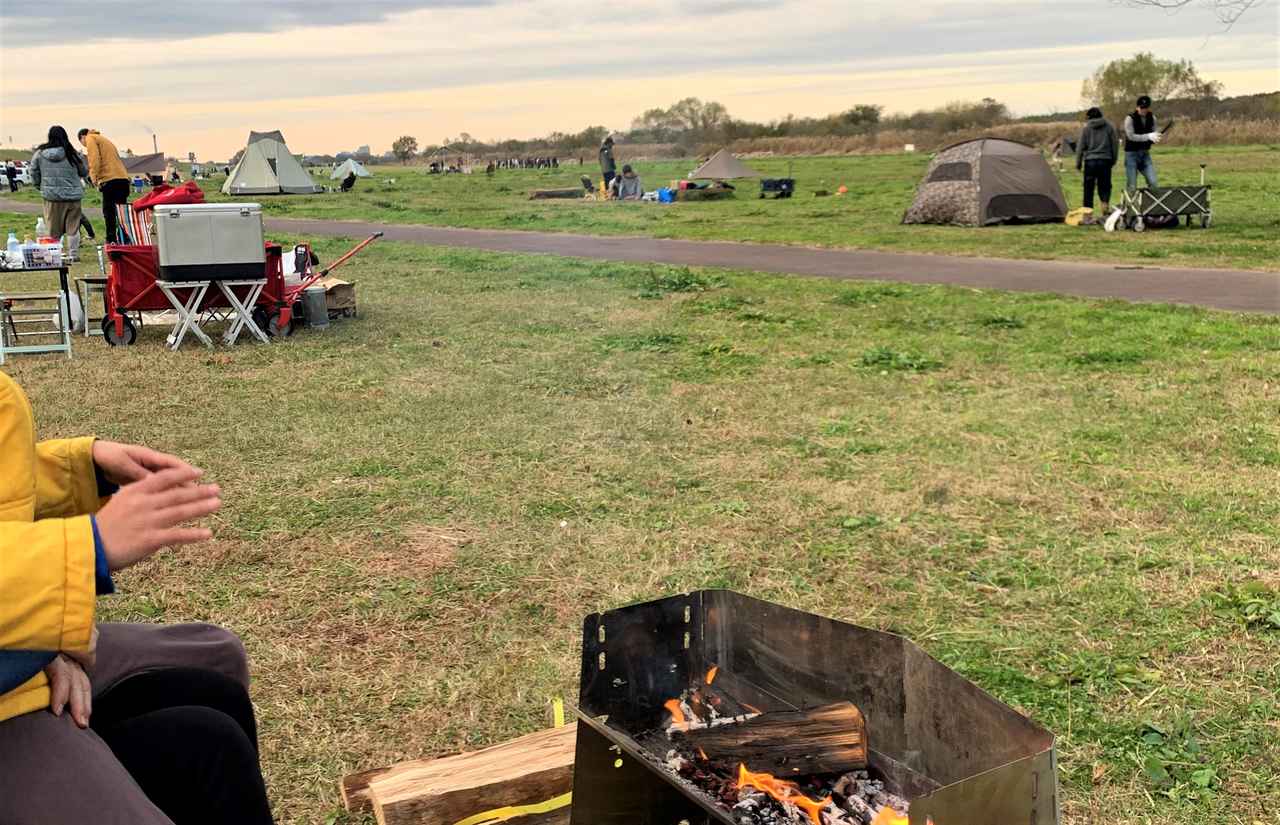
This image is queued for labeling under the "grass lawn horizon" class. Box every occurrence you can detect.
[4,145,1277,273]
[5,235,1277,824]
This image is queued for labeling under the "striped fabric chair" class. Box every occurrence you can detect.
[114,204,155,246]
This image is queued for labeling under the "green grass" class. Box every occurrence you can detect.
[4,228,1277,824]
[10,145,1275,271]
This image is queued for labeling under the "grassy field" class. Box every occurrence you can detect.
[4,223,1278,824]
[4,145,1278,272]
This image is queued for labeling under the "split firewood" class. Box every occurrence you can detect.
[365,723,576,825]
[340,764,394,814]
[675,702,868,776]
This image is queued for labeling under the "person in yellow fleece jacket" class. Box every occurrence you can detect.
[76,128,131,243]
[0,371,274,825]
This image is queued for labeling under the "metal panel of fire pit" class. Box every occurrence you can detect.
[572,590,1058,825]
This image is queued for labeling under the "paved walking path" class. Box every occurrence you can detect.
[5,199,1275,313]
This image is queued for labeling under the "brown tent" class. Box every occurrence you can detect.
[689,149,761,180]
[902,138,1067,226]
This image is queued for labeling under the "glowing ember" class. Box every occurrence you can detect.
[697,747,708,760]
[870,807,910,825]
[706,665,719,684]
[737,764,831,825]
[664,699,687,726]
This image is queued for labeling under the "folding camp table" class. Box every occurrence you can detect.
[156,278,270,350]
[0,263,73,363]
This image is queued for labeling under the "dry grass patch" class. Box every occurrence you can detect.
[4,238,1276,823]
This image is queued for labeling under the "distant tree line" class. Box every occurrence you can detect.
[373,53,1269,162]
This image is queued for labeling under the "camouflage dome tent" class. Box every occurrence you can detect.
[902,138,1067,226]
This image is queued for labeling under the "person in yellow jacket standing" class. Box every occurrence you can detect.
[0,371,274,825]
[76,128,131,244]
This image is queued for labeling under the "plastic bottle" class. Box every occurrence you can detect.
[6,231,18,255]
[35,217,48,240]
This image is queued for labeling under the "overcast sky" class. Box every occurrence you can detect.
[1,0,1275,160]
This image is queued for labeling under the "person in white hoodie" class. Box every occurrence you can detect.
[29,126,86,261]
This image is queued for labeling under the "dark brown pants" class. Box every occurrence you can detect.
[0,623,251,825]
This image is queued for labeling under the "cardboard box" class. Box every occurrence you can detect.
[317,276,356,313]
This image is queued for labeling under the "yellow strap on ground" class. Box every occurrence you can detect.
[451,699,572,825]
[452,792,573,825]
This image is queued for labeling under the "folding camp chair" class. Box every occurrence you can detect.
[114,204,155,245]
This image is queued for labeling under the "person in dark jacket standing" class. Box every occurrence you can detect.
[1076,107,1119,222]
[1122,95,1162,191]
[4,162,16,193]
[30,126,88,260]
[599,135,617,192]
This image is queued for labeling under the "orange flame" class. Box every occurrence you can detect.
[870,807,909,825]
[697,747,708,760]
[664,699,687,726]
[737,764,830,825]
[706,665,719,685]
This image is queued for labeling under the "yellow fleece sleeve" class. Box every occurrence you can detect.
[34,437,102,518]
[0,516,97,653]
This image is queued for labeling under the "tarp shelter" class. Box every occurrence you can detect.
[902,138,1067,226]
[689,149,761,180]
[222,130,321,195]
[330,158,371,180]
[123,152,166,178]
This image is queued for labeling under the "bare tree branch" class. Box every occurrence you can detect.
[1122,0,1264,28]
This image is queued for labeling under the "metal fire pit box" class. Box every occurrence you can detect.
[570,590,1057,825]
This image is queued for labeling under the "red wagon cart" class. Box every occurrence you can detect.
[102,243,285,347]
[252,232,382,337]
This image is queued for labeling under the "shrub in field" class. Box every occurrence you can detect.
[634,267,726,299]
[860,346,943,371]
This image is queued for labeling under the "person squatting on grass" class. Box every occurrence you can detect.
[1076,107,1118,222]
[29,126,87,261]
[1123,95,1161,191]
[77,128,131,244]
[0,371,274,825]
[615,165,644,200]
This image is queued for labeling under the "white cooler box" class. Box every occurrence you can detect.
[154,203,265,281]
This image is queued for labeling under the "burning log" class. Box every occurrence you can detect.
[363,723,576,825]
[675,702,868,777]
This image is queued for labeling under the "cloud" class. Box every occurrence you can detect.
[0,0,492,43]
[678,0,779,14]
[1,0,1275,158]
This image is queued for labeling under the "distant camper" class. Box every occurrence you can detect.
[1076,106,1119,221]
[1123,94,1162,191]
[599,136,617,190]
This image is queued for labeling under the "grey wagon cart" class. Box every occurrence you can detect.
[1120,184,1212,232]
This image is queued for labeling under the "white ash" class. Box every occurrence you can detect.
[664,749,690,772]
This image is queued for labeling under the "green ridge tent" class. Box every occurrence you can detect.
[222,130,321,195]
[330,158,371,180]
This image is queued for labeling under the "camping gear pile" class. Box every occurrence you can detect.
[223,130,322,195]
[102,201,284,349]
[254,232,378,337]
[902,138,1067,226]
[100,193,375,347]
[672,149,764,201]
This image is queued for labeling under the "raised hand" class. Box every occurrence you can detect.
[92,440,194,486]
[94,467,222,571]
